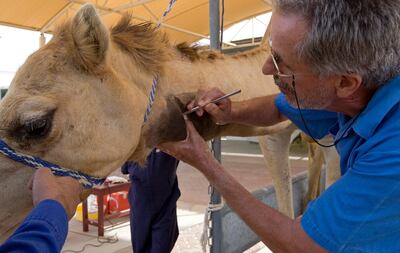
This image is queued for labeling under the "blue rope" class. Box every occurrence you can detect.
[143,77,159,123]
[0,139,105,189]
[156,0,177,28]
[148,0,175,116]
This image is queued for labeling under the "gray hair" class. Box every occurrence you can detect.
[272,0,400,88]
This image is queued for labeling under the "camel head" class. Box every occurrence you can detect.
[0,4,147,178]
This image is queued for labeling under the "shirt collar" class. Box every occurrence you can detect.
[352,75,400,139]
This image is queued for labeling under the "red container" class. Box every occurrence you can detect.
[106,191,130,214]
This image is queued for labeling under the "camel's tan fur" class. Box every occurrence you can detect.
[0,5,337,240]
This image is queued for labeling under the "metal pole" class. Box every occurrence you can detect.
[209,1,223,252]
[210,0,220,49]
[39,33,46,48]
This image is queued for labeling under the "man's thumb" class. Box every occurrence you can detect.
[183,115,197,138]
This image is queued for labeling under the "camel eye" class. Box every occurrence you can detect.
[24,118,50,137]
[11,110,55,142]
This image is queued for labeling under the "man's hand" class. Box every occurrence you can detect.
[30,168,84,220]
[159,116,219,172]
[189,88,233,125]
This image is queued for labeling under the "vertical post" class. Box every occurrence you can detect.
[251,18,255,44]
[209,0,223,252]
[210,0,220,49]
[97,192,105,237]
[39,33,46,48]
[82,199,89,232]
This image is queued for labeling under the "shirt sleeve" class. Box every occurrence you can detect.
[301,149,400,253]
[0,199,69,253]
[275,93,338,139]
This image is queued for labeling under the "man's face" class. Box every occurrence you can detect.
[262,11,338,110]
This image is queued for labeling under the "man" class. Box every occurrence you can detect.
[0,168,83,253]
[121,149,180,253]
[160,1,400,252]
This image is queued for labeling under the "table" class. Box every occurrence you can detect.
[82,182,131,236]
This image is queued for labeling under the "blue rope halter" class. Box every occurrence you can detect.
[156,0,177,28]
[143,77,159,123]
[0,139,105,189]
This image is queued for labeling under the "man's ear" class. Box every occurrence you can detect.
[335,74,363,98]
[70,4,109,71]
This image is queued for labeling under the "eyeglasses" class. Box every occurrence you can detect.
[269,38,343,148]
[269,38,295,87]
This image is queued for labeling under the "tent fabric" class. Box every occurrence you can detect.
[0,0,272,44]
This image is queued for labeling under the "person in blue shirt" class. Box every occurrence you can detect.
[159,1,400,252]
[0,168,83,253]
[121,149,180,253]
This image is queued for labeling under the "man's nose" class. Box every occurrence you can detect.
[262,56,275,75]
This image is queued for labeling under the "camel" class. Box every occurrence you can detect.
[0,4,337,241]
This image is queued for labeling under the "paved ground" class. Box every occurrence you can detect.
[62,139,308,253]
[63,205,274,253]
[62,209,206,253]
[177,151,308,206]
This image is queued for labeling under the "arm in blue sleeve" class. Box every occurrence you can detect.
[0,199,69,253]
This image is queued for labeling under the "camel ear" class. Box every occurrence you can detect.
[71,4,109,71]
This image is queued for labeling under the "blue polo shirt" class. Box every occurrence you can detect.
[275,76,400,253]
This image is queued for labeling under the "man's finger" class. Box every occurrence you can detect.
[204,103,219,113]
[187,100,196,110]
[196,108,204,117]
[34,168,53,183]
[204,103,225,121]
[198,90,223,107]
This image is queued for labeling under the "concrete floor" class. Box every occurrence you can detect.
[62,208,206,253]
[62,139,308,253]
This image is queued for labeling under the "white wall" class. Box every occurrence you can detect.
[0,25,52,88]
